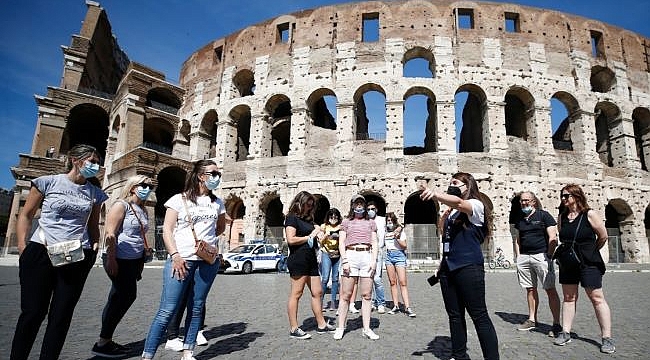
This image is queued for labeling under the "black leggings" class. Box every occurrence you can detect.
[11,242,96,360]
[100,256,144,339]
[440,263,500,360]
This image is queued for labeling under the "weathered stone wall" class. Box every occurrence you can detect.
[177,0,650,262]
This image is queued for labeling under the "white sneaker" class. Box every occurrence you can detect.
[333,328,344,340]
[180,352,197,360]
[362,328,379,340]
[196,330,208,346]
[164,337,184,352]
[377,305,386,314]
[349,303,360,314]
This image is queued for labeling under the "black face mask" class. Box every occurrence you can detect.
[446,186,462,197]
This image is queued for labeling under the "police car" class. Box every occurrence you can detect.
[222,243,282,274]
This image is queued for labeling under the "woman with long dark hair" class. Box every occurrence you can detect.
[421,172,499,360]
[11,144,107,360]
[383,212,416,317]
[319,208,342,311]
[142,160,226,360]
[285,191,335,339]
[553,184,614,354]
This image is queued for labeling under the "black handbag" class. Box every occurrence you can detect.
[553,213,583,268]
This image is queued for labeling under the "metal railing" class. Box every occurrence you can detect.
[356,132,386,141]
[147,100,179,115]
[77,87,115,100]
[141,142,172,155]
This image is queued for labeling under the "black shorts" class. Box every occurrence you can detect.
[558,264,603,289]
[287,251,319,277]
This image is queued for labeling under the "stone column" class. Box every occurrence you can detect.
[335,102,355,166]
[248,114,270,160]
[215,115,236,166]
[385,99,403,173]
[288,106,308,159]
[610,117,642,170]
[486,101,508,153]
[436,99,458,175]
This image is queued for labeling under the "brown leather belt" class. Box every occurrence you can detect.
[346,244,371,251]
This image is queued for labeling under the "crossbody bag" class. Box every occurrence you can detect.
[181,193,220,265]
[40,199,94,267]
[128,202,154,263]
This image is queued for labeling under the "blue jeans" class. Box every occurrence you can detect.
[142,259,219,358]
[440,263,499,360]
[320,254,340,305]
[372,250,385,307]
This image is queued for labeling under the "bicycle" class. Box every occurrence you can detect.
[488,247,511,269]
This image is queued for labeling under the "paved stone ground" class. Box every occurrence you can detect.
[0,258,647,359]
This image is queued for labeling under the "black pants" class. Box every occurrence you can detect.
[11,242,96,360]
[100,256,144,339]
[167,281,206,340]
[440,263,500,360]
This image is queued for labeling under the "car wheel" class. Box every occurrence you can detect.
[242,261,253,274]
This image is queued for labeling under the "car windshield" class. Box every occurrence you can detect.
[229,245,257,254]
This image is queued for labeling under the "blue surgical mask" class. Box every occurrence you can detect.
[353,208,365,218]
[386,223,394,231]
[136,186,151,201]
[80,160,100,178]
[205,175,221,190]
[521,206,533,215]
[367,209,377,218]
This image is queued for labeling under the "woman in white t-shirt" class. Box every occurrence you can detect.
[142,160,226,360]
[384,212,416,317]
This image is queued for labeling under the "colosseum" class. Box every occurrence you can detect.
[6,0,650,263]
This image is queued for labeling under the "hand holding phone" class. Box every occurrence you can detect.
[427,274,439,286]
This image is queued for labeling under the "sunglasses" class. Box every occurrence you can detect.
[137,183,155,190]
[367,207,377,211]
[560,194,571,200]
[204,170,221,178]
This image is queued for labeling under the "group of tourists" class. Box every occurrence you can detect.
[9,143,615,360]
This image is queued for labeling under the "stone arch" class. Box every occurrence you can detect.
[504,86,535,140]
[265,94,292,157]
[143,117,174,155]
[225,194,246,247]
[404,190,439,258]
[154,166,187,224]
[307,88,337,130]
[551,91,581,150]
[200,110,218,158]
[146,87,181,114]
[455,84,488,153]
[228,104,251,161]
[605,199,635,263]
[590,66,616,93]
[60,103,110,162]
[594,101,621,167]
[403,86,437,154]
[259,192,284,242]
[233,68,255,97]
[353,83,387,141]
[110,115,121,139]
[402,46,435,78]
[632,107,650,171]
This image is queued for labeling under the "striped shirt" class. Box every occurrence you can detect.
[341,218,376,246]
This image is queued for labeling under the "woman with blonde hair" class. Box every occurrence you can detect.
[92,175,155,357]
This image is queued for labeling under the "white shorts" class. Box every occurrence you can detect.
[517,253,556,289]
[345,249,373,278]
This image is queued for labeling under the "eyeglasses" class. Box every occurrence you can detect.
[329,215,338,219]
[137,183,154,190]
[560,194,572,200]
[519,199,533,203]
[204,170,221,178]
[367,207,377,211]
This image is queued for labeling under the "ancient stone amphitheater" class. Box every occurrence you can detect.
[7,0,650,262]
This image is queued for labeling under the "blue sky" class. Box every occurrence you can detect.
[0,0,648,190]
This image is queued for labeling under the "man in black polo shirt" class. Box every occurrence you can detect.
[514,191,562,337]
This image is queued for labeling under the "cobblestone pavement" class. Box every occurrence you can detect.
[0,260,647,359]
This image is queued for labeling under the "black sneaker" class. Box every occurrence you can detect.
[548,323,562,337]
[91,341,127,358]
[289,327,311,339]
[316,322,336,333]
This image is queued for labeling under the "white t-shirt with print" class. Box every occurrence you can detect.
[165,193,225,260]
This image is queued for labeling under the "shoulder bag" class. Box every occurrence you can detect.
[181,193,220,265]
[41,199,94,267]
[128,202,154,263]
[552,213,583,269]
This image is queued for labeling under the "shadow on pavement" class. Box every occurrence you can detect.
[196,331,264,358]
[411,335,452,358]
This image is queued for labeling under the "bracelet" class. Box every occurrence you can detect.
[169,252,179,258]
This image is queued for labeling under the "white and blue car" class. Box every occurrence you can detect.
[222,243,283,274]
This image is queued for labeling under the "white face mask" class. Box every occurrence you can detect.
[329,218,338,225]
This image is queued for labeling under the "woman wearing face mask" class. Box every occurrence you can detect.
[91,175,155,357]
[11,144,108,360]
[383,212,416,317]
[334,194,379,340]
[319,208,342,312]
[421,173,500,360]
[142,160,226,360]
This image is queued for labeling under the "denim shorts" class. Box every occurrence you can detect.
[385,249,407,267]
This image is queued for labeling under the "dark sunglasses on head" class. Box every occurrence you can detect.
[560,193,571,200]
[204,170,221,178]
[137,183,154,190]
